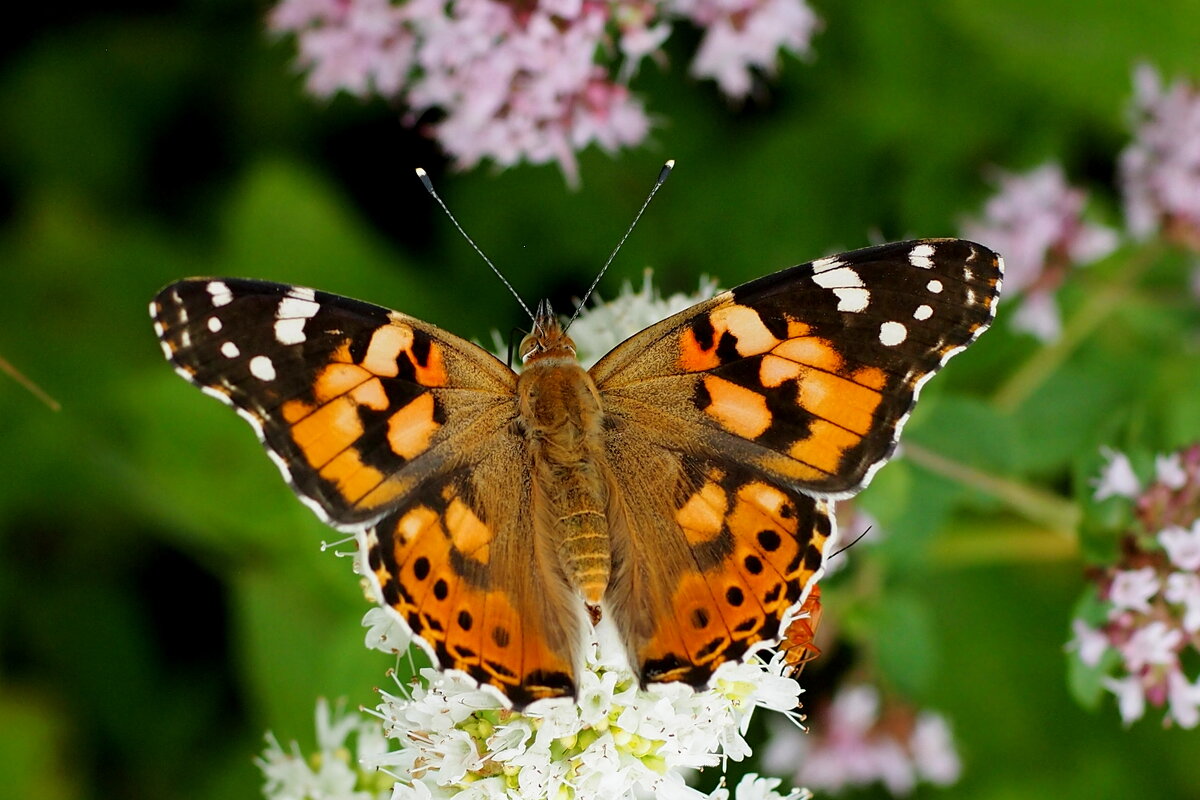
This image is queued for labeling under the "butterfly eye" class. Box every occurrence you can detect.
[519,332,541,362]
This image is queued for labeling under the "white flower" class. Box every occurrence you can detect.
[1167,668,1200,729]
[1102,674,1146,726]
[910,713,961,786]
[363,606,412,654]
[1159,521,1200,570]
[565,271,720,368]
[1093,447,1141,501]
[1120,621,1182,672]
[1164,572,1200,633]
[1108,567,1160,615]
[258,699,390,800]
[1066,618,1110,667]
[1155,452,1188,489]
[375,636,805,800]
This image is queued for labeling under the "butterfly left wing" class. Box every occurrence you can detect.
[152,278,588,707]
[593,239,1002,686]
[151,278,517,529]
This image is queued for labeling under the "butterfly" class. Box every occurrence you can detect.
[150,238,1002,708]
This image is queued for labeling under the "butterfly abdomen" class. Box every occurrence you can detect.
[518,354,611,607]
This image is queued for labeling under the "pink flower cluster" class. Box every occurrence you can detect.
[269,0,820,184]
[1120,65,1200,249]
[962,163,1118,341]
[764,684,960,797]
[1070,444,1200,728]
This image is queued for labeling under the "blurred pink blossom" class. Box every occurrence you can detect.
[270,0,820,183]
[1070,443,1200,729]
[763,684,960,796]
[962,163,1118,341]
[1119,65,1200,249]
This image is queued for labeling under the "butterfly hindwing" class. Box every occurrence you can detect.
[365,461,585,707]
[151,278,517,528]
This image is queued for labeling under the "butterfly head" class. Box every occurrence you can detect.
[520,299,577,363]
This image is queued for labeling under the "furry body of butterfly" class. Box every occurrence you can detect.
[517,316,611,608]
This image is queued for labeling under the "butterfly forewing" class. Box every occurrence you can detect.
[151,278,516,529]
[592,239,1002,496]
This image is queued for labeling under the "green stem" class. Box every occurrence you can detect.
[931,521,1078,567]
[903,442,1079,537]
[991,244,1162,413]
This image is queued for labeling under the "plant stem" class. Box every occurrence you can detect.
[903,442,1079,537]
[992,245,1161,413]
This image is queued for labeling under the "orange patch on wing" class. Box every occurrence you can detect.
[318,447,385,504]
[361,324,412,377]
[853,365,887,390]
[786,318,812,338]
[281,398,312,424]
[445,498,491,562]
[290,396,364,468]
[314,363,372,403]
[797,371,883,434]
[680,327,721,372]
[760,353,803,387]
[387,393,441,460]
[702,376,771,438]
[712,304,780,356]
[395,504,440,545]
[413,343,448,387]
[772,336,844,374]
[788,419,862,475]
[676,482,728,545]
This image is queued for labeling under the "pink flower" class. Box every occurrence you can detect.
[1067,619,1110,667]
[1071,443,1200,728]
[764,684,961,796]
[1109,567,1160,615]
[962,163,1118,341]
[682,0,821,98]
[1160,522,1200,570]
[1119,64,1200,249]
[1093,446,1141,501]
[270,0,819,183]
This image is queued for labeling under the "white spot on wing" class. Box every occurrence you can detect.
[206,281,233,307]
[278,296,320,319]
[812,265,870,312]
[879,321,908,346]
[927,279,944,294]
[208,316,222,333]
[275,317,307,345]
[287,286,317,302]
[220,341,240,358]
[811,256,844,272]
[913,304,933,321]
[909,243,935,269]
[249,355,276,381]
[153,320,165,337]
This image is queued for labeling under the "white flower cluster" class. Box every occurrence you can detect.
[371,638,805,799]
[259,632,810,800]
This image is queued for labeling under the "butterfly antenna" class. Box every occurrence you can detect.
[831,526,872,559]
[415,167,535,323]
[564,159,674,332]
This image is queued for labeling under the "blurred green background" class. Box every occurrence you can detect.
[2,1,1199,798]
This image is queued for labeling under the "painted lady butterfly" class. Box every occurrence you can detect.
[151,238,1001,707]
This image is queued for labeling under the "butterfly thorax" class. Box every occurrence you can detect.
[517,304,611,609]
